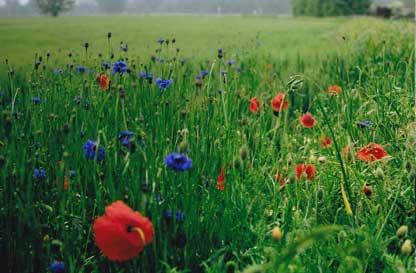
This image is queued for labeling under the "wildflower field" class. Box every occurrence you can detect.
[0,16,414,273]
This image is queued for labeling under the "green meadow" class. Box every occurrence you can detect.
[0,16,414,273]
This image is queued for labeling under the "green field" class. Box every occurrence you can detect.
[0,16,414,273]
[0,16,396,64]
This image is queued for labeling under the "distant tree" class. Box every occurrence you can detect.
[292,0,370,16]
[96,0,128,14]
[35,0,75,16]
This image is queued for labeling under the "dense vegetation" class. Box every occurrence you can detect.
[0,16,414,273]
[292,0,371,16]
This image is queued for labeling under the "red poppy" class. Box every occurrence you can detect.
[55,176,69,191]
[250,97,260,113]
[300,113,315,128]
[271,93,288,112]
[295,164,316,181]
[96,74,109,91]
[274,173,285,186]
[320,136,331,148]
[357,143,388,162]
[328,85,342,95]
[363,183,372,197]
[217,166,225,191]
[93,201,154,261]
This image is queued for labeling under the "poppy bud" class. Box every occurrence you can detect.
[178,141,189,153]
[374,167,384,179]
[239,146,249,160]
[63,123,69,134]
[172,38,176,43]
[363,183,372,197]
[84,42,89,49]
[51,239,63,254]
[107,32,112,39]
[401,239,412,255]
[272,226,282,241]
[233,158,242,169]
[396,225,408,238]
[408,170,416,183]
[119,87,125,98]
[317,189,324,199]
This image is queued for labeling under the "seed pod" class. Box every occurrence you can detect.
[239,146,249,160]
[401,239,412,255]
[272,226,282,241]
[0,155,5,168]
[375,167,384,179]
[396,225,408,238]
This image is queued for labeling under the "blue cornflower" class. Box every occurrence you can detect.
[226,59,236,66]
[220,70,226,76]
[218,48,223,59]
[102,62,110,70]
[80,131,85,138]
[73,95,81,104]
[33,168,46,180]
[180,59,186,65]
[76,66,86,73]
[69,170,77,178]
[157,38,165,44]
[164,153,192,171]
[175,210,185,222]
[50,260,65,273]
[217,89,223,95]
[34,61,41,69]
[357,120,372,128]
[53,68,63,74]
[12,112,21,119]
[155,78,173,90]
[165,209,173,221]
[236,67,241,73]
[139,70,147,79]
[118,130,134,147]
[159,58,165,63]
[84,100,90,110]
[147,73,154,83]
[32,97,41,104]
[201,70,209,78]
[204,177,210,188]
[121,44,128,52]
[112,61,127,74]
[83,140,105,161]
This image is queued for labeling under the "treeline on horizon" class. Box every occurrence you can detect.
[293,0,370,16]
[0,0,413,16]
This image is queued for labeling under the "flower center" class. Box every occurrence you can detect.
[127,225,146,244]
